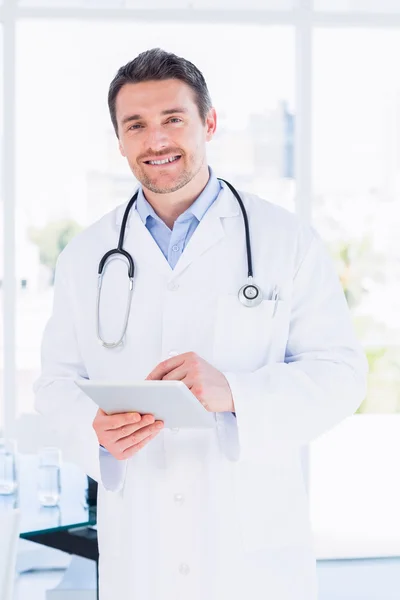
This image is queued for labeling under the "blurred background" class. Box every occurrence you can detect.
[1,0,400,598]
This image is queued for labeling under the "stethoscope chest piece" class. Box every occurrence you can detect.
[238,278,263,308]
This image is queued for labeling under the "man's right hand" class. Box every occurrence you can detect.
[93,409,164,460]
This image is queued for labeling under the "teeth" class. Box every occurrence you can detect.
[148,156,179,165]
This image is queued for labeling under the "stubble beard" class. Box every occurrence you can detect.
[135,154,204,195]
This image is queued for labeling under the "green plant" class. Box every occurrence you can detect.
[29,219,82,283]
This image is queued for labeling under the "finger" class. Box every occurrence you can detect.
[103,411,143,431]
[122,430,160,459]
[146,353,189,381]
[184,378,210,410]
[172,374,198,396]
[111,415,157,442]
[118,422,164,453]
[161,364,189,382]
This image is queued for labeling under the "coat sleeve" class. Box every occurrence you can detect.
[33,251,127,491]
[223,226,368,459]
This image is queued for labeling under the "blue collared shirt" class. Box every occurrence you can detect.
[136,168,235,417]
[135,167,222,268]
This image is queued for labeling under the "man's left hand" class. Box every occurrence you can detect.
[146,352,234,413]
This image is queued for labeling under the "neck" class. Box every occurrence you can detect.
[142,163,210,230]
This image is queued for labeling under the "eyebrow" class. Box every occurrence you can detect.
[121,107,189,125]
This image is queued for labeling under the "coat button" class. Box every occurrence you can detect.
[167,282,179,291]
[170,427,180,434]
[174,493,184,506]
[168,350,179,357]
[179,563,190,575]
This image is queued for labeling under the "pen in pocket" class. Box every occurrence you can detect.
[271,286,279,317]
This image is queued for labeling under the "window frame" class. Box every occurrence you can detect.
[0,0,313,436]
[2,0,399,558]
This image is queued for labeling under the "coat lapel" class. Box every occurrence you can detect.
[114,182,240,281]
[172,183,240,280]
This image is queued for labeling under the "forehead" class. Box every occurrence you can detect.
[115,79,198,120]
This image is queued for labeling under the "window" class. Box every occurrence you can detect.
[312,28,400,414]
[15,20,295,419]
[315,0,400,13]
[0,25,3,433]
[5,0,400,569]
[310,27,400,558]
[18,0,298,9]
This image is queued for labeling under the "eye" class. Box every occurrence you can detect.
[128,124,143,130]
[168,118,182,123]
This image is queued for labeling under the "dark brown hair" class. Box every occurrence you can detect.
[108,48,212,137]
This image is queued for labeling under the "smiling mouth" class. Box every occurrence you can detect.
[144,155,181,166]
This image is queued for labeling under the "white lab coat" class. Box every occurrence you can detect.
[34,181,368,600]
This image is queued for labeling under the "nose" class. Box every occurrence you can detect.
[144,124,170,153]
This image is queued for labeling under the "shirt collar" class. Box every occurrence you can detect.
[135,166,222,226]
[135,187,161,226]
[115,178,240,228]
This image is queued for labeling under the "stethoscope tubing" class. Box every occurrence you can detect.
[96,179,262,348]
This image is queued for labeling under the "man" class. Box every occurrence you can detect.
[34,48,368,600]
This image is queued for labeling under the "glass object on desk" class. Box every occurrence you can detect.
[0,439,18,495]
[38,447,61,507]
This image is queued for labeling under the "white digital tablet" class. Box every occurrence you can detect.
[75,380,215,429]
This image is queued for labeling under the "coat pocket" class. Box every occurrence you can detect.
[213,295,283,372]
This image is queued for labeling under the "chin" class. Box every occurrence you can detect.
[148,174,192,194]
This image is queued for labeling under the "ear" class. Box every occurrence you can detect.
[205,108,217,142]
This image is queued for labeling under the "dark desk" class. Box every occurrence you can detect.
[0,454,99,596]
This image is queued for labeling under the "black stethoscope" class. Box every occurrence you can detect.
[96,178,263,349]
